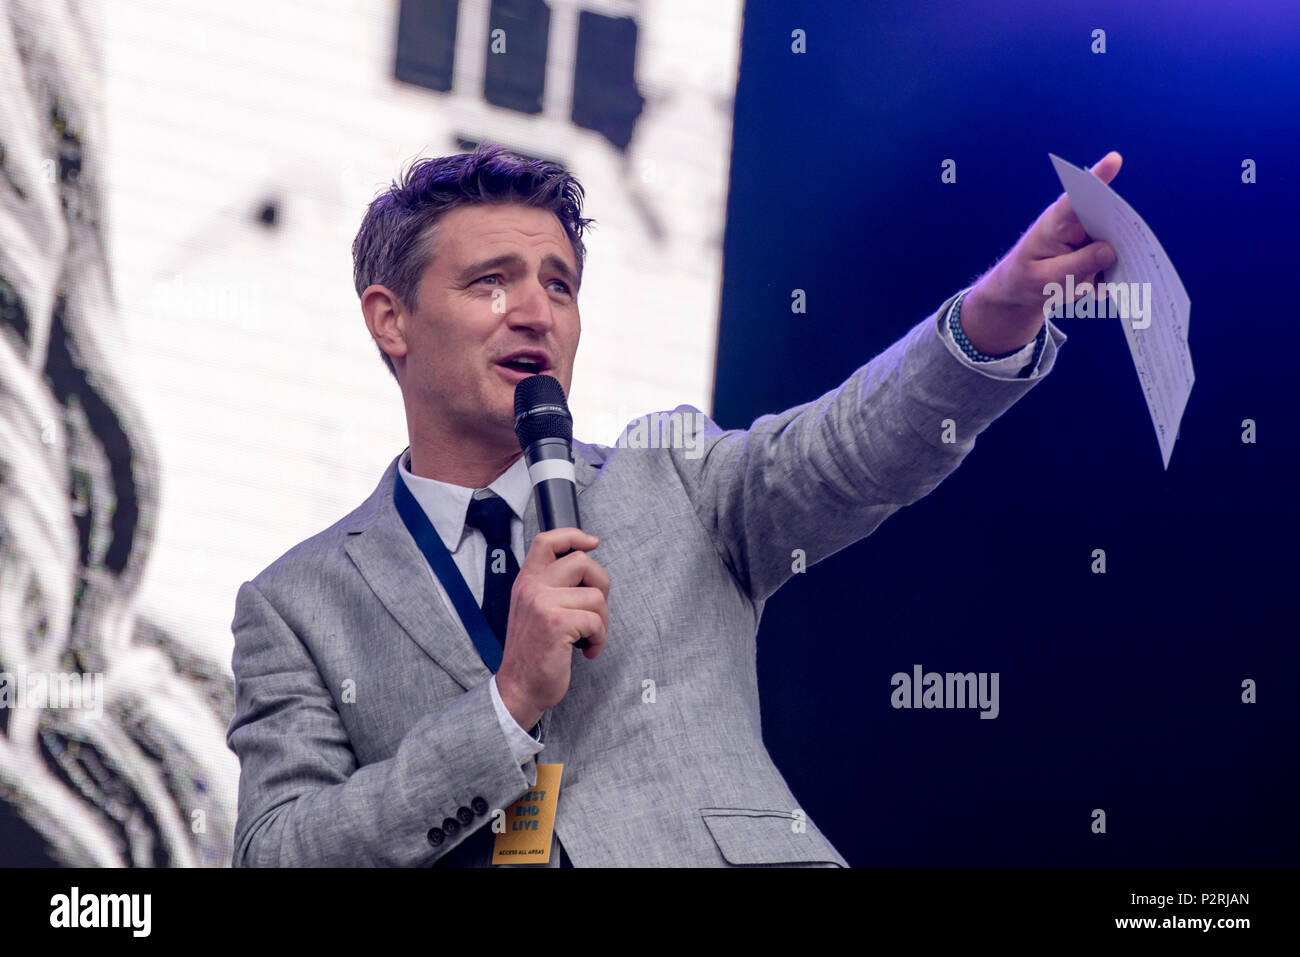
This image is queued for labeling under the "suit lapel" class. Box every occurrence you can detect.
[347,447,602,689]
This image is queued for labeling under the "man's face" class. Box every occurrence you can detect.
[397,203,581,445]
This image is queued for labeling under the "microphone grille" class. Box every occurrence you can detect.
[513,374,573,447]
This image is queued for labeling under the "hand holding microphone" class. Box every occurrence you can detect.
[494,376,608,730]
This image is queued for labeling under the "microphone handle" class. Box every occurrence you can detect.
[535,477,580,531]
[525,439,589,650]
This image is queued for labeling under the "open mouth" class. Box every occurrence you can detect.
[498,358,545,375]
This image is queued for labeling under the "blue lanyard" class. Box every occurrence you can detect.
[393,470,503,672]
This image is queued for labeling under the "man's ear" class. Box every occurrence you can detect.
[361,284,408,365]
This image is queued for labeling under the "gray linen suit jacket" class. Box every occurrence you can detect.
[227,290,1065,867]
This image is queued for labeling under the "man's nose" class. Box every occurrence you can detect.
[504,278,555,333]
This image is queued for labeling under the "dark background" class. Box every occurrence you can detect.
[714,0,1299,865]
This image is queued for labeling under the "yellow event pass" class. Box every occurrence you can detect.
[492,763,563,865]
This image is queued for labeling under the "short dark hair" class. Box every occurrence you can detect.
[351,142,594,379]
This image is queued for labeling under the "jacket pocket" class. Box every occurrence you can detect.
[700,808,845,867]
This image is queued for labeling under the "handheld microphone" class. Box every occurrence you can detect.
[513,374,589,649]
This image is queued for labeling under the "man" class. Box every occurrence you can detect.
[227,142,1121,866]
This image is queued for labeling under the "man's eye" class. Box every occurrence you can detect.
[549,280,572,295]
[476,274,501,285]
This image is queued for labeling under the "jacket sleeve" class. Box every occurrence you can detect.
[663,290,1066,603]
[226,579,534,867]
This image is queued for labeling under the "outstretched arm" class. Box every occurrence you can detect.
[663,291,1064,605]
[663,152,1124,603]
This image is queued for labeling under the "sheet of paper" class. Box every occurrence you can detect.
[1049,154,1193,469]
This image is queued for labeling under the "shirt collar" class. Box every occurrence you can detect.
[398,449,532,552]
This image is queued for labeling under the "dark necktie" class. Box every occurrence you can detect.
[466,494,572,866]
[464,493,519,646]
